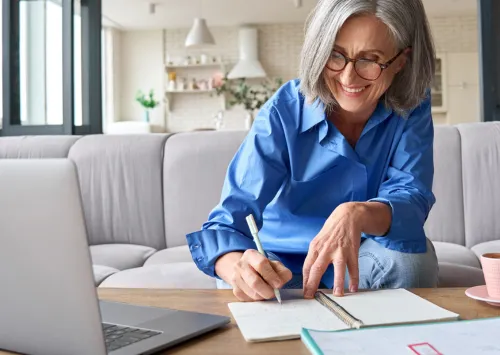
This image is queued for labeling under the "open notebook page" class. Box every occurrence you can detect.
[228,289,459,342]
[228,292,349,342]
[328,288,459,326]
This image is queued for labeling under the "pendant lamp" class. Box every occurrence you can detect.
[185,0,215,47]
[185,18,215,47]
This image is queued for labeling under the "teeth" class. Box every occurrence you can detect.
[342,85,366,93]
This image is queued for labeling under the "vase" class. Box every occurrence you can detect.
[213,110,225,130]
[143,110,150,123]
[245,111,254,130]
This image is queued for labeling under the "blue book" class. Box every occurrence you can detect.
[301,317,500,355]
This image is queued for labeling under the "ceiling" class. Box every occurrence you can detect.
[102,0,478,30]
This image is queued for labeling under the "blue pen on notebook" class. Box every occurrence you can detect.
[245,214,282,304]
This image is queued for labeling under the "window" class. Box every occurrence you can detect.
[74,6,82,126]
[2,0,105,135]
[19,0,64,125]
[0,1,2,128]
[19,0,84,126]
[46,0,63,125]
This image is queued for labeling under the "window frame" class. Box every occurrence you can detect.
[1,0,103,136]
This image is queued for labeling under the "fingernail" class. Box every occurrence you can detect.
[273,280,281,288]
[334,287,343,296]
[350,285,358,293]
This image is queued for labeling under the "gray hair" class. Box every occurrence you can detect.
[299,0,435,116]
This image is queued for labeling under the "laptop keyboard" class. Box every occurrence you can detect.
[102,322,162,352]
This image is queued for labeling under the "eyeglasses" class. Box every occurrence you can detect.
[325,48,408,81]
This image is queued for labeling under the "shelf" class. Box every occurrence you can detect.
[165,89,215,94]
[163,60,228,120]
[165,63,225,70]
[431,107,447,114]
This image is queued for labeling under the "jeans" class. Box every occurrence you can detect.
[216,238,439,290]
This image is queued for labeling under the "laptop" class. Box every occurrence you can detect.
[0,159,230,355]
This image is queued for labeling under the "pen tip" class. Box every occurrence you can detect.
[274,288,282,304]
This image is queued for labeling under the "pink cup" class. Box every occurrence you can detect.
[481,253,500,299]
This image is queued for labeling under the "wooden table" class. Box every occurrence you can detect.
[1,288,499,355]
[99,287,500,354]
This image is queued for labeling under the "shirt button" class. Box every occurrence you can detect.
[191,244,201,250]
[196,257,203,262]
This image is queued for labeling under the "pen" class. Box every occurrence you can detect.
[245,214,282,304]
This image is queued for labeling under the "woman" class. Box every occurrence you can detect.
[187,0,439,302]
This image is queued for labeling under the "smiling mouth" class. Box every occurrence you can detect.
[340,84,369,93]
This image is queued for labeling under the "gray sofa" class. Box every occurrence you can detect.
[1,121,499,289]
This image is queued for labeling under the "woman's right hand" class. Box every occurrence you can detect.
[215,250,292,302]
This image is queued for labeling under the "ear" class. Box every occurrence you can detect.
[395,47,412,73]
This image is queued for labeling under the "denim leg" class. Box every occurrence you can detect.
[354,238,439,289]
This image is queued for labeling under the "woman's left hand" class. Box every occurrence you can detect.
[303,202,362,298]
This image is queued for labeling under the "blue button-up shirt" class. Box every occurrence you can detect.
[186,79,435,288]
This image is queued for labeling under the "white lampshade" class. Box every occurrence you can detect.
[185,18,215,47]
[228,27,266,79]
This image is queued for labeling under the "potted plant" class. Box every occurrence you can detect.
[213,75,283,130]
[135,89,159,123]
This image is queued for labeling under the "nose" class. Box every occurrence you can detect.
[340,61,358,84]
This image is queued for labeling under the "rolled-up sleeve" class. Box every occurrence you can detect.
[368,96,436,252]
[186,103,289,278]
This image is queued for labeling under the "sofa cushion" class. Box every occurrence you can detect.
[424,125,465,245]
[98,263,216,289]
[458,122,500,247]
[437,262,485,287]
[93,265,119,286]
[144,245,193,265]
[90,244,156,270]
[163,131,247,248]
[432,241,480,268]
[0,136,81,158]
[68,134,170,249]
[471,240,500,260]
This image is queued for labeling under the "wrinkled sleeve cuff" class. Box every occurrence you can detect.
[367,197,396,237]
[366,196,427,250]
[186,229,257,279]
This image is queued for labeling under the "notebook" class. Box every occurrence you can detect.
[227,288,459,342]
[301,317,500,355]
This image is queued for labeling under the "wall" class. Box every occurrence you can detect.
[428,16,480,125]
[163,24,304,132]
[119,30,165,131]
[117,15,480,132]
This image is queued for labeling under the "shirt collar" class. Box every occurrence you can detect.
[300,97,326,133]
[363,99,393,134]
[300,96,393,134]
